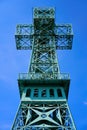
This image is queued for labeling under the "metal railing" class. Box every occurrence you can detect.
[18,73,70,80]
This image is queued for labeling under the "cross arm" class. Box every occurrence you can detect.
[15,24,73,50]
[15,24,34,50]
[55,24,73,50]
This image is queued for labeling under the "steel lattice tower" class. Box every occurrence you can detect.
[11,8,76,130]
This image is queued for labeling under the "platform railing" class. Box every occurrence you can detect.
[18,73,70,80]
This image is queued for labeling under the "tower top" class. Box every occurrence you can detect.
[15,7,73,50]
[33,7,55,19]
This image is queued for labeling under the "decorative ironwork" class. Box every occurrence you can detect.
[12,103,75,130]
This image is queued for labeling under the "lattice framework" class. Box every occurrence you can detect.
[11,8,76,130]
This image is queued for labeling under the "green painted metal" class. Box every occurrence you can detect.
[11,8,76,130]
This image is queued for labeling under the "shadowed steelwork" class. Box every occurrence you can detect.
[12,7,76,130]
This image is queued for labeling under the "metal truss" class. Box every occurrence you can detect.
[29,36,59,75]
[12,102,75,130]
[12,8,76,130]
[15,8,73,50]
[15,24,73,50]
[15,9,73,77]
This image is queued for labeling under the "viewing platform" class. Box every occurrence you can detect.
[18,73,70,99]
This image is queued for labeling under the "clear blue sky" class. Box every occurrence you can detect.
[0,0,87,130]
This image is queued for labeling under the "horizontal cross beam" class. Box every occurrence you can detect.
[15,24,73,50]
